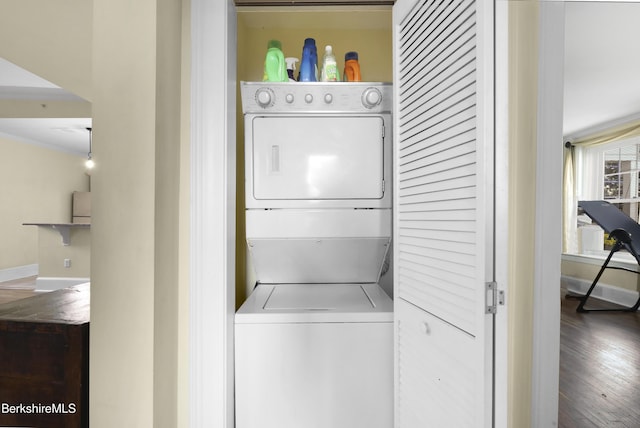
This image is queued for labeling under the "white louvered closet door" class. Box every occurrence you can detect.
[393,0,495,427]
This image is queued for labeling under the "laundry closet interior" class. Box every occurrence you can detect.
[234,4,395,428]
[235,5,394,305]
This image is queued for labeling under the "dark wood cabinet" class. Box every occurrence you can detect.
[0,284,89,428]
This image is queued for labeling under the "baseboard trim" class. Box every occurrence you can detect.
[562,275,640,310]
[0,264,38,282]
[35,277,90,293]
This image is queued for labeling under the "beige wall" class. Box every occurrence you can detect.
[178,0,192,424]
[0,0,92,101]
[0,0,92,279]
[508,2,539,427]
[37,226,90,278]
[0,0,187,425]
[562,258,640,291]
[0,136,89,271]
[90,0,185,426]
[237,8,392,83]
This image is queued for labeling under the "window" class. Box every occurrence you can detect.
[576,135,640,253]
[602,143,640,221]
[578,136,640,217]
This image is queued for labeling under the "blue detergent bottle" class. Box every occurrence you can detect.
[298,38,318,82]
[263,40,288,82]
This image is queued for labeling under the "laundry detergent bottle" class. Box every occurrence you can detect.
[299,38,318,82]
[263,40,288,82]
[320,45,340,82]
[343,51,362,82]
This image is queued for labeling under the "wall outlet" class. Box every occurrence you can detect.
[64,259,71,268]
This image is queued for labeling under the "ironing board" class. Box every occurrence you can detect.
[573,200,640,312]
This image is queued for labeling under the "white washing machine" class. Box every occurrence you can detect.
[236,82,393,428]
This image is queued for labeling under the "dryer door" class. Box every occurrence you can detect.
[248,115,387,206]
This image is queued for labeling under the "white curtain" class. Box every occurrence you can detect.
[573,121,640,148]
[563,145,577,253]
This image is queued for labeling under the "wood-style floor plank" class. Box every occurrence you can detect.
[560,290,640,428]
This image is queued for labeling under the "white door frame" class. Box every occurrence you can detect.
[189,1,237,427]
[532,2,564,427]
[494,1,509,426]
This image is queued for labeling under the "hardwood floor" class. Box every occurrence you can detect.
[559,289,640,427]
[0,276,37,305]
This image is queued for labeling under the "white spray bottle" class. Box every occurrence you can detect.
[285,57,299,82]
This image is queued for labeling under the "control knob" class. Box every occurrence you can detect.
[362,87,382,108]
[255,88,275,108]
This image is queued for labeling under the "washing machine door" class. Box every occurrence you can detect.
[246,115,390,208]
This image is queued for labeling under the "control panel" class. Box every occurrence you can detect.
[241,82,392,114]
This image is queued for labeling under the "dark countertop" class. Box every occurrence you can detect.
[0,283,90,325]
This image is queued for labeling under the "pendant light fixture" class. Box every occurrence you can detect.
[85,127,95,170]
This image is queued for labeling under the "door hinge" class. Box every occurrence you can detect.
[485,281,504,314]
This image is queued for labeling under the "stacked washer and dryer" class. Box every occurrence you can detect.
[235,82,393,428]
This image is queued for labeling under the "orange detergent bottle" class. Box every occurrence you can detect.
[343,51,362,82]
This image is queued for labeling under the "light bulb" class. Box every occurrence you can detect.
[85,158,95,169]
